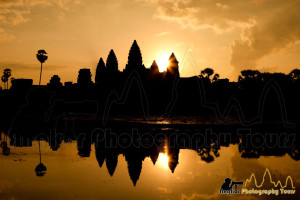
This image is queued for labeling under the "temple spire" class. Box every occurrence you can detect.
[125,40,145,72]
[150,60,159,74]
[106,49,118,72]
[167,53,180,78]
[95,57,106,84]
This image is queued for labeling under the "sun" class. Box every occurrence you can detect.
[158,153,169,169]
[156,53,170,72]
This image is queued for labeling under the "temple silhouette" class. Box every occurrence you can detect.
[0,40,299,186]
[2,122,299,186]
[1,39,299,126]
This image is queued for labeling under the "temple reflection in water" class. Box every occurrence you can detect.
[1,121,299,187]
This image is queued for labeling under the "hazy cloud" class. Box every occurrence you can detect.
[0,27,14,41]
[230,2,300,71]
[156,31,170,37]
[147,0,300,72]
[0,0,80,35]
[0,0,23,7]
[0,9,29,25]
[0,61,69,71]
[0,0,84,43]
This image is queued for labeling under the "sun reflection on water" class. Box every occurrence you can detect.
[158,153,169,169]
[156,142,170,169]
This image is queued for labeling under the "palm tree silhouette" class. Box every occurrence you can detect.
[201,68,214,79]
[35,140,47,176]
[1,68,12,89]
[199,68,219,83]
[1,132,10,156]
[36,50,48,85]
[1,76,8,89]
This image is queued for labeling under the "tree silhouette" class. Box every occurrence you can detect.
[10,77,15,84]
[35,140,47,177]
[1,133,10,156]
[1,76,8,90]
[47,75,62,88]
[199,68,219,83]
[1,68,12,90]
[271,72,290,81]
[125,40,144,72]
[95,57,106,84]
[106,50,118,72]
[212,73,220,83]
[239,70,261,81]
[36,50,48,85]
[200,68,214,79]
[260,72,272,82]
[289,69,300,81]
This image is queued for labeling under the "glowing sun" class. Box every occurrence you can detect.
[156,53,170,72]
[158,153,169,168]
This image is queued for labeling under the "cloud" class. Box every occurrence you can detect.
[157,187,172,193]
[0,9,30,25]
[150,0,255,33]
[0,0,85,44]
[156,31,170,37]
[230,2,300,71]
[0,0,81,39]
[0,61,69,71]
[0,0,23,7]
[0,27,15,41]
[147,0,300,73]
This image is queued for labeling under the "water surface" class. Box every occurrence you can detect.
[0,133,299,200]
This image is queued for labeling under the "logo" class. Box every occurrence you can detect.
[219,169,296,196]
[242,168,296,196]
[219,178,243,195]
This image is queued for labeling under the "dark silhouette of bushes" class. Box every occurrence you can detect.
[47,75,62,88]
[199,67,219,83]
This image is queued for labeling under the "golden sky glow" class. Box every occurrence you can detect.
[1,0,300,84]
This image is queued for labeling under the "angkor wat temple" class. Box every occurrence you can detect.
[1,40,300,129]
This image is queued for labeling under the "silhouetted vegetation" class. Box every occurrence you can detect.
[289,69,300,81]
[199,67,219,83]
[36,49,48,85]
[1,68,12,90]
[35,140,47,177]
[47,75,62,88]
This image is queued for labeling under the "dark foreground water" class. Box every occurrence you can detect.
[0,130,299,200]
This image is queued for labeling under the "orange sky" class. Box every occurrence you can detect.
[1,0,300,85]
